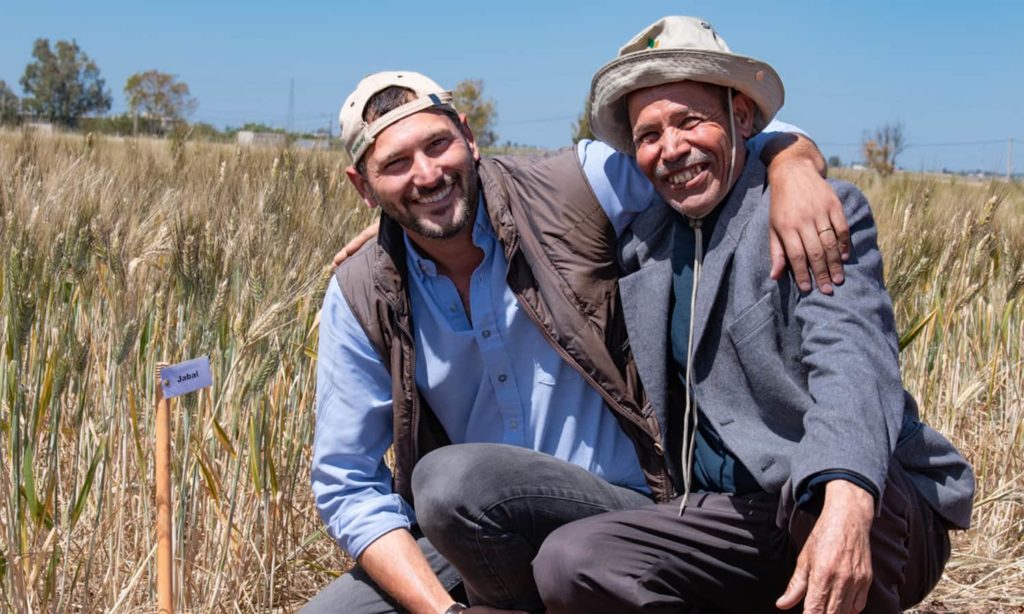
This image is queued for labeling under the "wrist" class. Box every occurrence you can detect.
[823,480,874,519]
[764,133,827,178]
[768,151,819,179]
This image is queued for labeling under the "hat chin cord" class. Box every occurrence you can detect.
[678,88,738,515]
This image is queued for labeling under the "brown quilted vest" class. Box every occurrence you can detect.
[333,148,673,505]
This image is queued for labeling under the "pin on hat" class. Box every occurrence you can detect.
[589,16,785,153]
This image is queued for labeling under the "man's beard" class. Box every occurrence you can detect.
[369,168,479,240]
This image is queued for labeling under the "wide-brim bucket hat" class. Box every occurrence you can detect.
[589,16,785,153]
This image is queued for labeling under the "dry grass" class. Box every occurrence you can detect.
[0,131,1020,611]
[0,128,374,612]
[838,170,1024,612]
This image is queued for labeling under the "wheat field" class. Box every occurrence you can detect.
[1,130,1021,612]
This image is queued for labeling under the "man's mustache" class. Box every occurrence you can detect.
[408,173,457,201]
[654,150,713,180]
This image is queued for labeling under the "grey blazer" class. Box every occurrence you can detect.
[617,158,974,529]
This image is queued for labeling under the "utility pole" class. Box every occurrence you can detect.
[288,78,295,134]
[1009,138,1014,182]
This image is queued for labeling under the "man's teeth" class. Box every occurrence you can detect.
[667,165,704,185]
[416,183,453,204]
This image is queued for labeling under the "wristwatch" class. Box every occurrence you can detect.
[444,603,468,614]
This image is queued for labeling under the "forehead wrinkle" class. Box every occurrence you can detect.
[630,82,725,123]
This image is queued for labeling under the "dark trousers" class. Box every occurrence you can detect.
[534,463,951,613]
[302,444,653,613]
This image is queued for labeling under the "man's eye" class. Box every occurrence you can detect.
[383,158,407,171]
[681,117,702,130]
[428,137,450,151]
[635,132,659,146]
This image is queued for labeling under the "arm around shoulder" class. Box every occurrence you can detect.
[758,131,852,294]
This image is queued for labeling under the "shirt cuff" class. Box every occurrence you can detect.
[796,471,879,515]
[342,507,415,560]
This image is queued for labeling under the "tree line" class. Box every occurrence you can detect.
[0,39,197,134]
[0,38,508,147]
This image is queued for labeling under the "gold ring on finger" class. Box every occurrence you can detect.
[817,227,834,235]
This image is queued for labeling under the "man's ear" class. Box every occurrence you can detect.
[733,93,756,140]
[345,165,378,209]
[458,112,481,162]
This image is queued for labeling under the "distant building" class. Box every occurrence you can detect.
[293,138,329,151]
[237,130,286,148]
[27,122,55,134]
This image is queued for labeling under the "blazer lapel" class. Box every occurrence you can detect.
[619,258,672,423]
[692,159,767,350]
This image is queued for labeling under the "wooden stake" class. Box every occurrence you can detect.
[155,363,174,614]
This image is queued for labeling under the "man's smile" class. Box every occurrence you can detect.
[414,182,453,205]
[664,163,710,189]
[408,175,458,208]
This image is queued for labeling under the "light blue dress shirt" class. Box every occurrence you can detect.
[313,122,797,558]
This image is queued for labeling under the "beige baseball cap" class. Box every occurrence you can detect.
[589,16,784,153]
[339,71,457,163]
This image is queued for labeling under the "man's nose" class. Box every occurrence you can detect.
[411,152,443,187]
[661,128,691,163]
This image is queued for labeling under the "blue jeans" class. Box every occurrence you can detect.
[302,444,652,613]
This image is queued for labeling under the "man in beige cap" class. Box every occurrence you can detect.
[533,16,973,614]
[308,66,846,613]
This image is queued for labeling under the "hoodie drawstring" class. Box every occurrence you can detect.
[678,88,737,515]
[679,217,703,516]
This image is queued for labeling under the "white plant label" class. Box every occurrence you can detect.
[161,356,213,399]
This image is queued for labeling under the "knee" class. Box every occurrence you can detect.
[412,443,528,514]
[412,446,466,526]
[411,444,499,537]
[534,521,602,611]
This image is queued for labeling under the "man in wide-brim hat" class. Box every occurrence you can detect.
[534,16,973,614]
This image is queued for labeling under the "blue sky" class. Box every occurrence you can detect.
[2,1,1021,172]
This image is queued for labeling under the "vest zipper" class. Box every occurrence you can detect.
[508,246,674,501]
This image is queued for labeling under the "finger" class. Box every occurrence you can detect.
[779,230,812,293]
[828,203,851,262]
[817,222,845,286]
[823,579,848,614]
[332,248,348,267]
[852,579,869,614]
[769,228,786,280]
[799,225,834,295]
[776,563,809,610]
[803,571,832,614]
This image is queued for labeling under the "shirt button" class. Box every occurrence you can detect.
[450,303,458,312]
[498,373,508,383]
[510,419,518,430]
[482,330,491,338]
